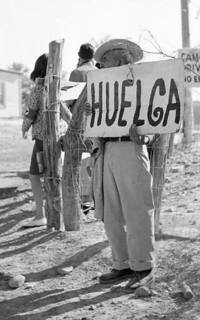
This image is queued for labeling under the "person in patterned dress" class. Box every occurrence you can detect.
[22,54,71,227]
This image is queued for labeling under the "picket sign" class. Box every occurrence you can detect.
[178,48,200,87]
[85,59,184,137]
[60,82,86,101]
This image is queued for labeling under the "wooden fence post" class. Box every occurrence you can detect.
[168,132,175,158]
[181,0,193,144]
[149,134,170,239]
[183,88,193,144]
[43,39,65,230]
[62,87,87,231]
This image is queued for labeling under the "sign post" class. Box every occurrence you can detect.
[180,0,193,144]
[179,48,200,87]
[178,48,200,144]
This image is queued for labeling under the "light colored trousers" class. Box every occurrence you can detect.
[103,141,155,271]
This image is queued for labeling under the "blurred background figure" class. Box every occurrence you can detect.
[69,42,97,83]
[67,43,98,215]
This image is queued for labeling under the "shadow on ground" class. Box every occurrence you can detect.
[26,239,109,282]
[0,284,128,320]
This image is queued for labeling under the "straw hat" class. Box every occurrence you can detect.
[94,39,143,63]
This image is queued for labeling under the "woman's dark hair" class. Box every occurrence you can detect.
[78,43,94,60]
[30,53,48,81]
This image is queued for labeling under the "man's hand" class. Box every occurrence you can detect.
[22,130,28,139]
[84,102,92,116]
[129,124,150,145]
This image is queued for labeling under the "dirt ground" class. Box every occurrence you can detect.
[0,119,200,320]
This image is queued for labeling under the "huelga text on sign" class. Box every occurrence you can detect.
[85,59,184,137]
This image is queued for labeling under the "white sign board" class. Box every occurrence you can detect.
[85,59,184,137]
[178,48,200,87]
[60,82,86,101]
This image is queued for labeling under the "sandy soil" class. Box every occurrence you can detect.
[0,119,200,320]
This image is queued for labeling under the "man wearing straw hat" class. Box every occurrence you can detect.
[88,39,155,288]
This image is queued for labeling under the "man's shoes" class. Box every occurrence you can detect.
[126,269,154,289]
[22,218,47,228]
[99,268,134,284]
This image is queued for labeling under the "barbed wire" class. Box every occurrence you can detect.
[137,27,200,79]
[142,47,200,79]
[142,49,176,59]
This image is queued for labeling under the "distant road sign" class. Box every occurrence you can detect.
[179,48,200,87]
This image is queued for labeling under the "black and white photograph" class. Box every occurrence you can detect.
[0,0,200,319]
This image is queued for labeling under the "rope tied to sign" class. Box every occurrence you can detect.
[127,64,135,84]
